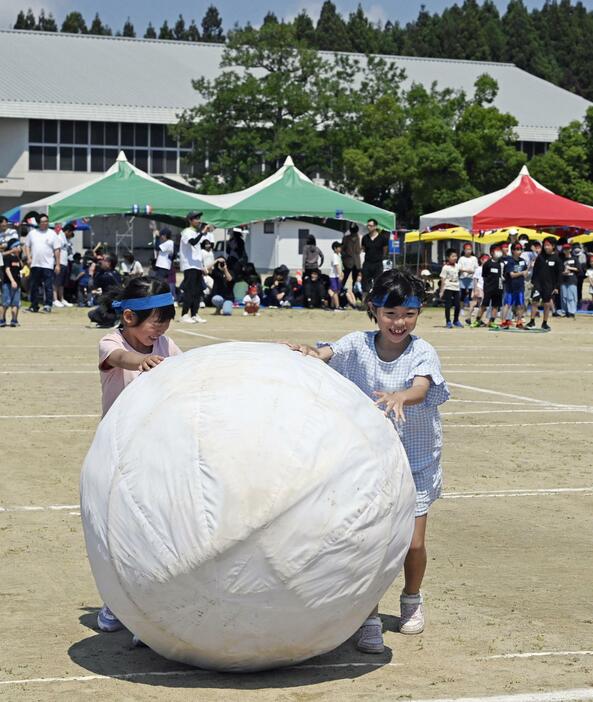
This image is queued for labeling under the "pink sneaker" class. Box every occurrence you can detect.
[399,591,425,634]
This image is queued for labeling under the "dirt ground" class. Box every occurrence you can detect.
[1,306,593,702]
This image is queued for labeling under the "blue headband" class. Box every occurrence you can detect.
[371,294,422,309]
[112,292,174,311]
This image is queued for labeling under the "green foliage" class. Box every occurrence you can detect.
[186,20,201,42]
[201,5,224,43]
[122,18,135,38]
[174,15,187,40]
[158,20,174,40]
[175,25,526,226]
[37,10,57,31]
[315,1,350,51]
[61,11,87,34]
[89,13,112,36]
[144,22,157,39]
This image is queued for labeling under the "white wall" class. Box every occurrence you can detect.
[247,220,345,273]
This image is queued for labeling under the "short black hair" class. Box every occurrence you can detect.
[103,252,118,269]
[306,234,316,246]
[367,218,378,226]
[489,244,501,254]
[445,248,457,258]
[331,240,341,251]
[349,223,359,234]
[367,268,426,322]
[543,236,556,246]
[0,216,7,224]
[113,276,175,326]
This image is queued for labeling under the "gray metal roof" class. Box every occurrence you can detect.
[0,29,590,141]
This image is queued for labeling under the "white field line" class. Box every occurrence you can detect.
[441,409,577,416]
[5,487,593,514]
[448,400,531,405]
[442,487,593,499]
[172,328,240,343]
[445,369,593,374]
[486,650,593,660]
[0,345,93,348]
[447,382,593,412]
[0,370,95,375]
[0,413,99,419]
[445,421,593,428]
[408,691,593,702]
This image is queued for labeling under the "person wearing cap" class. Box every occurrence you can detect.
[179,211,207,324]
[0,216,19,285]
[559,243,579,318]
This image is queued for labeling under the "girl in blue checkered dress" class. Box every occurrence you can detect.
[289,268,449,654]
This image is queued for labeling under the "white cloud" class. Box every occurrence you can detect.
[365,4,388,25]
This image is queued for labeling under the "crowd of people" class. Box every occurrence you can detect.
[2,211,593,331]
[436,232,593,331]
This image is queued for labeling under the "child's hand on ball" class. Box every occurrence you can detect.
[140,354,165,372]
[374,391,406,423]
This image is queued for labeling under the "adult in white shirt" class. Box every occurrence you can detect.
[54,223,75,308]
[179,211,207,324]
[154,228,175,280]
[457,243,479,307]
[24,214,61,313]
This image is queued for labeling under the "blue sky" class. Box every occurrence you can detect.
[2,0,593,32]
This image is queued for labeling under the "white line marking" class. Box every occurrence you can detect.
[0,345,92,348]
[173,329,240,342]
[0,413,99,419]
[487,650,593,660]
[0,662,401,685]
[445,421,593,428]
[408,691,593,702]
[0,370,95,375]
[446,370,593,374]
[442,487,593,499]
[448,400,532,405]
[6,487,593,514]
[447,382,593,411]
[441,409,577,416]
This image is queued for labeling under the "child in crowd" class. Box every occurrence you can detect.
[501,242,528,328]
[585,254,593,310]
[439,248,462,328]
[475,245,505,328]
[457,243,478,307]
[329,241,343,308]
[77,256,92,307]
[466,253,488,325]
[289,268,449,653]
[96,276,181,635]
[243,284,261,316]
[528,237,562,331]
[0,236,22,327]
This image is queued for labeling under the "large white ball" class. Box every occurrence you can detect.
[81,342,415,671]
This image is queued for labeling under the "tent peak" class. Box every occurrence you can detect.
[283,156,294,167]
[117,150,128,162]
[519,165,530,176]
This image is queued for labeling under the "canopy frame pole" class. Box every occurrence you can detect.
[415,230,422,274]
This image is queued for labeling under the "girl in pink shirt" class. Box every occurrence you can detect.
[95,275,182,634]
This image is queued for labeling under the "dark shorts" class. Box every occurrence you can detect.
[482,290,502,308]
[55,265,69,287]
[329,277,341,293]
[503,291,525,307]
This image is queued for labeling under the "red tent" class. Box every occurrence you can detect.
[420,166,593,232]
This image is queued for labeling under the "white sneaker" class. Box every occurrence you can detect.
[192,315,207,324]
[180,314,196,324]
[53,299,64,308]
[399,591,424,635]
[199,301,205,309]
[355,616,384,653]
[62,299,73,307]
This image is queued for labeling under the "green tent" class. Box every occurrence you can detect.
[19,151,221,222]
[207,157,396,231]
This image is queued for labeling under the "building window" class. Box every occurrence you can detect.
[28,119,190,175]
[263,221,275,234]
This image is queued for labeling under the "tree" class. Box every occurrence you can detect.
[293,10,315,46]
[529,111,593,204]
[262,12,279,26]
[61,12,88,34]
[15,8,36,29]
[37,10,58,31]
[122,18,135,37]
[144,22,157,39]
[346,5,380,54]
[401,5,443,58]
[186,19,201,42]
[315,1,350,51]
[159,20,174,40]
[174,14,187,40]
[89,13,112,36]
[201,5,224,43]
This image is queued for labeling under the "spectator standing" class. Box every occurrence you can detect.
[179,211,207,324]
[457,243,478,307]
[560,244,579,318]
[24,214,61,313]
[226,228,247,276]
[439,248,462,328]
[527,237,562,331]
[501,243,528,328]
[466,254,488,326]
[585,254,593,310]
[0,216,19,282]
[54,223,75,308]
[341,223,362,288]
[571,243,587,304]
[475,245,505,328]
[302,234,324,276]
[154,228,174,281]
[361,219,388,294]
[0,235,22,327]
